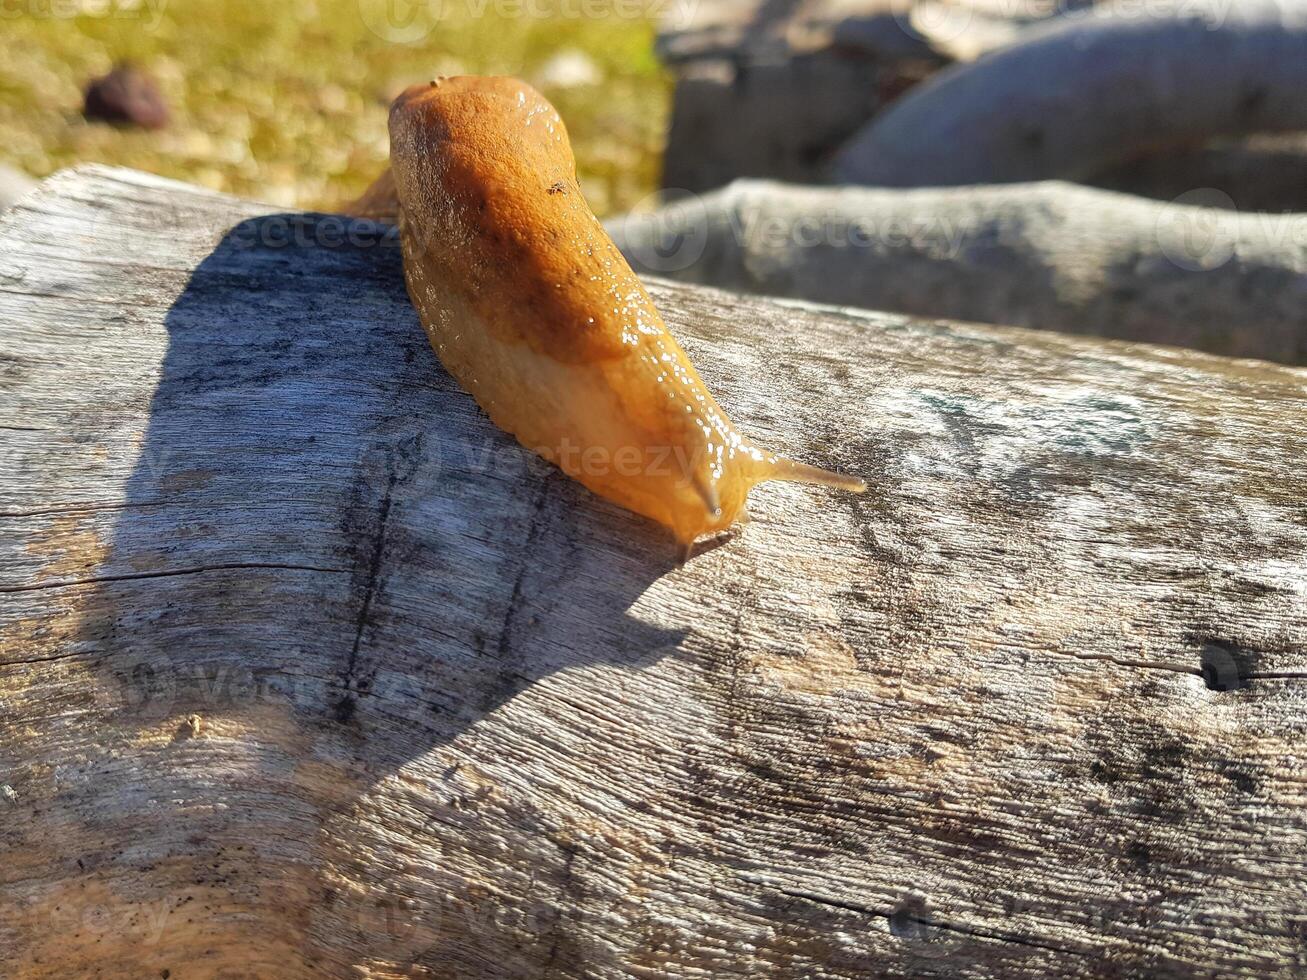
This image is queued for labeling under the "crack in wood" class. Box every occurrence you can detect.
[776,887,1088,958]
[0,286,162,310]
[1059,650,1202,677]
[335,475,395,724]
[0,561,349,593]
[2,651,87,667]
[495,476,553,663]
[0,498,319,519]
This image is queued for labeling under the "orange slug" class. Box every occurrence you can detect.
[350,75,864,548]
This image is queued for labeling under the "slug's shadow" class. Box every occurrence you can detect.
[89,210,687,779]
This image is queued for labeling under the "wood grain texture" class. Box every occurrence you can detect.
[1,165,1306,979]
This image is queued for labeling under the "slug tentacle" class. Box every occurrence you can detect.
[754,455,869,493]
[364,75,864,548]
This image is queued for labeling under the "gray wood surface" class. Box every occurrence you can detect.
[1,165,1305,978]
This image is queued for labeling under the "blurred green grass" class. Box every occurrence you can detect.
[0,0,670,215]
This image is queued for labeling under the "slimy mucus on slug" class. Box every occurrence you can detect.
[350,75,864,548]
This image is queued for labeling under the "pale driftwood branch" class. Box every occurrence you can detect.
[609,178,1307,364]
[831,0,1307,187]
[2,165,1307,978]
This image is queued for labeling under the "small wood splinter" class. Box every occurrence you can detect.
[349,76,865,549]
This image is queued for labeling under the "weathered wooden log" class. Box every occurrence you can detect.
[610,178,1307,364]
[2,166,1307,978]
[831,0,1307,187]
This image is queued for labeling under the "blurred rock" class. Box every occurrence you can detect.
[536,50,602,89]
[908,0,1100,61]
[833,10,948,59]
[657,0,946,193]
[315,83,349,115]
[83,64,169,130]
[0,164,37,214]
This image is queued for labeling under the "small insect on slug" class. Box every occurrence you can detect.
[350,75,864,551]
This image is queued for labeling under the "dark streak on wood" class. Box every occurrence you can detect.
[337,475,394,725]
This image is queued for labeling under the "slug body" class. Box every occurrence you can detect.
[367,76,863,546]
